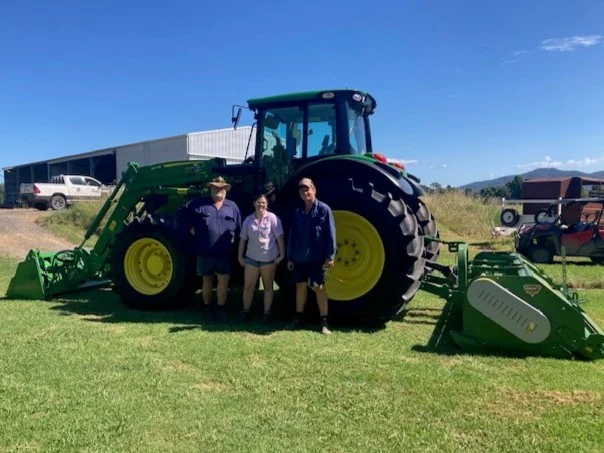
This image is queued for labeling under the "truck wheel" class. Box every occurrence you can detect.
[280,177,425,324]
[50,195,67,210]
[500,208,519,227]
[111,221,196,310]
[527,246,553,264]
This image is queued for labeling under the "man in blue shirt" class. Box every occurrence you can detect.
[180,176,241,321]
[287,177,336,334]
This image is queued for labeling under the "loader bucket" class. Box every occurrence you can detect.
[5,248,111,300]
[5,250,49,299]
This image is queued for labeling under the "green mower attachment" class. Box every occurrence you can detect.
[422,240,604,360]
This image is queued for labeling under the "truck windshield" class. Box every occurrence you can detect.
[347,102,368,154]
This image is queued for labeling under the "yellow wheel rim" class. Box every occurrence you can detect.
[326,210,385,301]
[123,238,174,296]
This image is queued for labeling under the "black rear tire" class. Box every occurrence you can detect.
[111,220,196,310]
[409,198,440,262]
[500,208,519,227]
[276,177,426,324]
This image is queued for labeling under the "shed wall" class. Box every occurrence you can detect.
[187,127,254,164]
[115,135,188,178]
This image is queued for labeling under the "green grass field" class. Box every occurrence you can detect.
[1,250,603,452]
[2,193,604,452]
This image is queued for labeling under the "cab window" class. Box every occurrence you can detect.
[306,104,337,158]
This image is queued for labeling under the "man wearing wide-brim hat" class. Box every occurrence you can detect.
[179,175,241,321]
[207,176,231,192]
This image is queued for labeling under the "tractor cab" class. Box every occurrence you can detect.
[224,90,377,208]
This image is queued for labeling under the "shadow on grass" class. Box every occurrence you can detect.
[404,299,578,361]
[45,288,286,336]
[405,299,465,356]
[40,287,384,335]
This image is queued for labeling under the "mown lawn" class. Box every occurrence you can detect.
[1,254,603,453]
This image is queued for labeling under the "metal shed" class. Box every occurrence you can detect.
[2,127,254,207]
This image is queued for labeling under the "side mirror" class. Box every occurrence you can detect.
[232,106,242,130]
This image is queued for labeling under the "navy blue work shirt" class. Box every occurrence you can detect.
[287,199,336,263]
[179,197,241,257]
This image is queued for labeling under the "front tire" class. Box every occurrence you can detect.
[111,221,196,310]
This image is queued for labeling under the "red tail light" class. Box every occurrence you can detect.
[392,162,406,171]
[372,153,388,164]
[33,184,40,194]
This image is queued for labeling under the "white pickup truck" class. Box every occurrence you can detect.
[20,175,113,210]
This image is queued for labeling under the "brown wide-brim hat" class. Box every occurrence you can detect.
[207,176,231,191]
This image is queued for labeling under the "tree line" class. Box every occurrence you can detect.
[422,175,524,199]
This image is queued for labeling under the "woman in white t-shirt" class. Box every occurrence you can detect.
[237,193,285,323]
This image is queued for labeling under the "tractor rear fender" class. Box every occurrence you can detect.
[285,156,423,201]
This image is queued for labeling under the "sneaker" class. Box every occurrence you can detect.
[320,318,332,335]
[261,312,272,324]
[239,310,251,322]
[288,314,305,330]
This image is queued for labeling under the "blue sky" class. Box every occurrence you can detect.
[1,0,603,186]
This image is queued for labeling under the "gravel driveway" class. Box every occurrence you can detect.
[0,208,76,260]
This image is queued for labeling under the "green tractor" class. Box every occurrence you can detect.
[6,89,439,324]
[7,88,603,360]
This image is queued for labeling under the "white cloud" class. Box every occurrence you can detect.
[541,35,602,52]
[501,49,529,66]
[502,35,601,66]
[518,154,604,169]
[428,163,448,168]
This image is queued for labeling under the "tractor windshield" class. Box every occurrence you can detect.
[259,106,304,188]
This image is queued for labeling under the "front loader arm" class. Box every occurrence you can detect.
[83,159,225,276]
[6,159,224,300]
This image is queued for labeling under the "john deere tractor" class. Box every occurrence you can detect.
[8,89,603,360]
[7,89,438,324]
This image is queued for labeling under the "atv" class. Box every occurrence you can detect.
[515,198,604,264]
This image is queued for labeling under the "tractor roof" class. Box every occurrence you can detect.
[247,89,376,109]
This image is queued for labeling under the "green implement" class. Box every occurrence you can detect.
[421,239,604,360]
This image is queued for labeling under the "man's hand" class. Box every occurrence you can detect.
[323,259,334,269]
[238,256,246,268]
[287,261,294,271]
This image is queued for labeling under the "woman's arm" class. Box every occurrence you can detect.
[238,238,247,267]
[275,234,285,265]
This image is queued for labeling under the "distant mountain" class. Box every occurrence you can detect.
[460,168,604,192]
